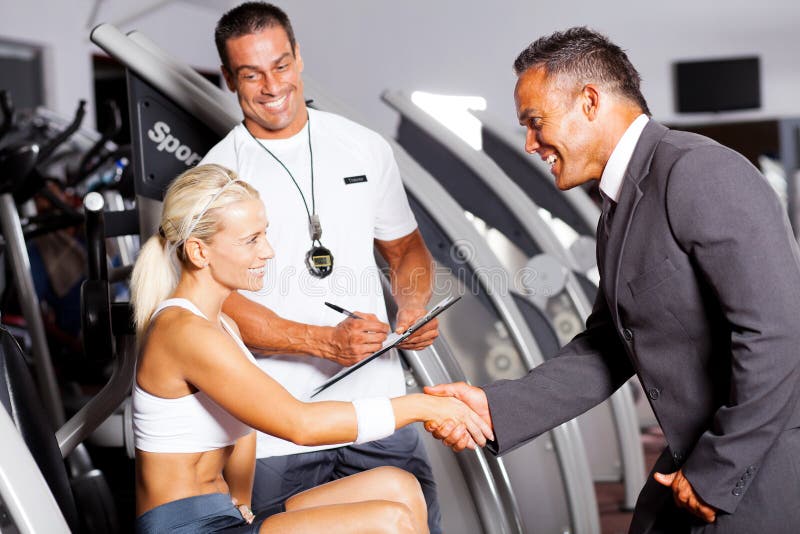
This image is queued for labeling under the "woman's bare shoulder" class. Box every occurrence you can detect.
[145,308,226,361]
[136,308,224,395]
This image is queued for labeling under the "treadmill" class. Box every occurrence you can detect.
[89,24,602,534]
[388,146,600,534]
[384,91,646,510]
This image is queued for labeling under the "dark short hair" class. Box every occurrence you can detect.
[214,2,296,70]
[514,26,650,115]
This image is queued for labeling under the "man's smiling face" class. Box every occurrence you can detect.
[222,25,306,139]
[515,66,603,190]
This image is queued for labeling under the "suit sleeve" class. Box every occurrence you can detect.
[483,284,634,455]
[666,145,800,514]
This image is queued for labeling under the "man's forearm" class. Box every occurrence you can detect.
[377,229,434,310]
[222,291,335,358]
[394,255,433,311]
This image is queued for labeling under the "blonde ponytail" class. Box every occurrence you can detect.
[130,234,179,340]
[129,163,260,342]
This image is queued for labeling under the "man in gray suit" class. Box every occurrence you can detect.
[426,27,800,533]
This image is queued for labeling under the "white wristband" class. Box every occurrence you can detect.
[352,397,396,444]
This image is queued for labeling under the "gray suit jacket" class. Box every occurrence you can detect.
[483,121,800,533]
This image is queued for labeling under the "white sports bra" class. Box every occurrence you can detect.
[132,298,255,453]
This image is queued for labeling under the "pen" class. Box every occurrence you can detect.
[324,301,363,320]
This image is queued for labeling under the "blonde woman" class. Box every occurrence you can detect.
[129,164,491,534]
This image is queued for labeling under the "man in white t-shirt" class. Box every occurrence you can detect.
[202,3,442,531]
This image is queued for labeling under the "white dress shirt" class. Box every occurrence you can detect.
[599,114,649,202]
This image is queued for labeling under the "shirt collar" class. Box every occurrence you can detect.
[599,114,649,202]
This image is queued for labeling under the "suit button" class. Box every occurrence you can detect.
[732,487,743,496]
[622,328,633,341]
[647,387,660,400]
[672,450,684,463]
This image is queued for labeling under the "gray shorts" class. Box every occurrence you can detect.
[252,425,441,534]
[135,493,281,534]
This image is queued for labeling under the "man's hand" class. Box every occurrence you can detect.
[654,470,716,523]
[325,313,389,366]
[423,382,493,452]
[396,307,439,351]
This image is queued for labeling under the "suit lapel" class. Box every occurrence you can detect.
[601,121,669,322]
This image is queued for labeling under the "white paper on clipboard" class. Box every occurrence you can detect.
[310,295,461,397]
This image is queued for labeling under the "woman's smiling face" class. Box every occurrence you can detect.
[205,198,274,292]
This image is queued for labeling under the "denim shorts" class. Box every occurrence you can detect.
[135,492,282,534]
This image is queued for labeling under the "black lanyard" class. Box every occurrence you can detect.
[244,115,334,278]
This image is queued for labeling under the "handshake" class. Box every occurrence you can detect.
[418,382,718,524]
[420,382,494,452]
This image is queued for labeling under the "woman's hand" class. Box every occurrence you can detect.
[231,497,255,524]
[423,395,494,451]
[423,382,494,452]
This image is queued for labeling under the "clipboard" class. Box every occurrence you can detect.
[310,295,461,397]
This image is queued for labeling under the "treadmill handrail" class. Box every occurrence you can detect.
[0,193,65,428]
[378,272,523,534]
[56,335,136,456]
[392,144,600,534]
[0,408,71,533]
[403,341,524,534]
[392,145,543,372]
[471,108,601,235]
[126,30,244,122]
[91,24,238,137]
[383,90,580,271]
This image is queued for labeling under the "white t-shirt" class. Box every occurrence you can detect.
[200,108,417,457]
